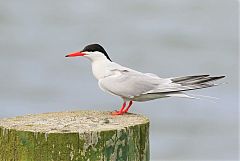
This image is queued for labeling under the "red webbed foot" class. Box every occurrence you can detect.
[111,111,124,116]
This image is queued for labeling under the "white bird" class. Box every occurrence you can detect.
[65,44,225,115]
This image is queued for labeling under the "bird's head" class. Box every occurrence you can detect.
[65,44,112,62]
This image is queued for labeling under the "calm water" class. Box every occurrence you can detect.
[0,0,238,160]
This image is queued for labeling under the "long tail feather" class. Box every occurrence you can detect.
[166,93,219,103]
[187,94,219,103]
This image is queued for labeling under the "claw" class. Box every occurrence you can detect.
[111,111,124,116]
[111,102,127,116]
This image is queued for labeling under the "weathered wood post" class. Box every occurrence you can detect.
[0,111,150,161]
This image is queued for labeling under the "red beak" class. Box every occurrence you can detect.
[65,51,86,57]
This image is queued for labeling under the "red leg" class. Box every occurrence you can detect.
[123,101,133,113]
[111,102,126,115]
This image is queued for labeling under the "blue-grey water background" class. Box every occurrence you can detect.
[0,0,238,160]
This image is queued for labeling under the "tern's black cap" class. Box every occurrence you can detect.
[82,44,112,61]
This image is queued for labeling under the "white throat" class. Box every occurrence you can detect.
[84,52,112,80]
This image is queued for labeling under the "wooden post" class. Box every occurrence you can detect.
[0,111,150,161]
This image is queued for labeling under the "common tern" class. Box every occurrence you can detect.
[65,44,225,115]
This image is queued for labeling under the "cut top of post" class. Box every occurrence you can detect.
[0,111,149,133]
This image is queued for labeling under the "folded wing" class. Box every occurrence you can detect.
[99,69,225,99]
[146,75,225,94]
[99,69,168,98]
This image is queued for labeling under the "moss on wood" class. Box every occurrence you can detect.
[0,111,149,161]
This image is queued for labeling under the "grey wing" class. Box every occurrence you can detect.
[99,70,164,99]
[146,75,225,94]
[99,66,225,98]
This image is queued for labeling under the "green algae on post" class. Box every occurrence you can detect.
[0,110,150,161]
